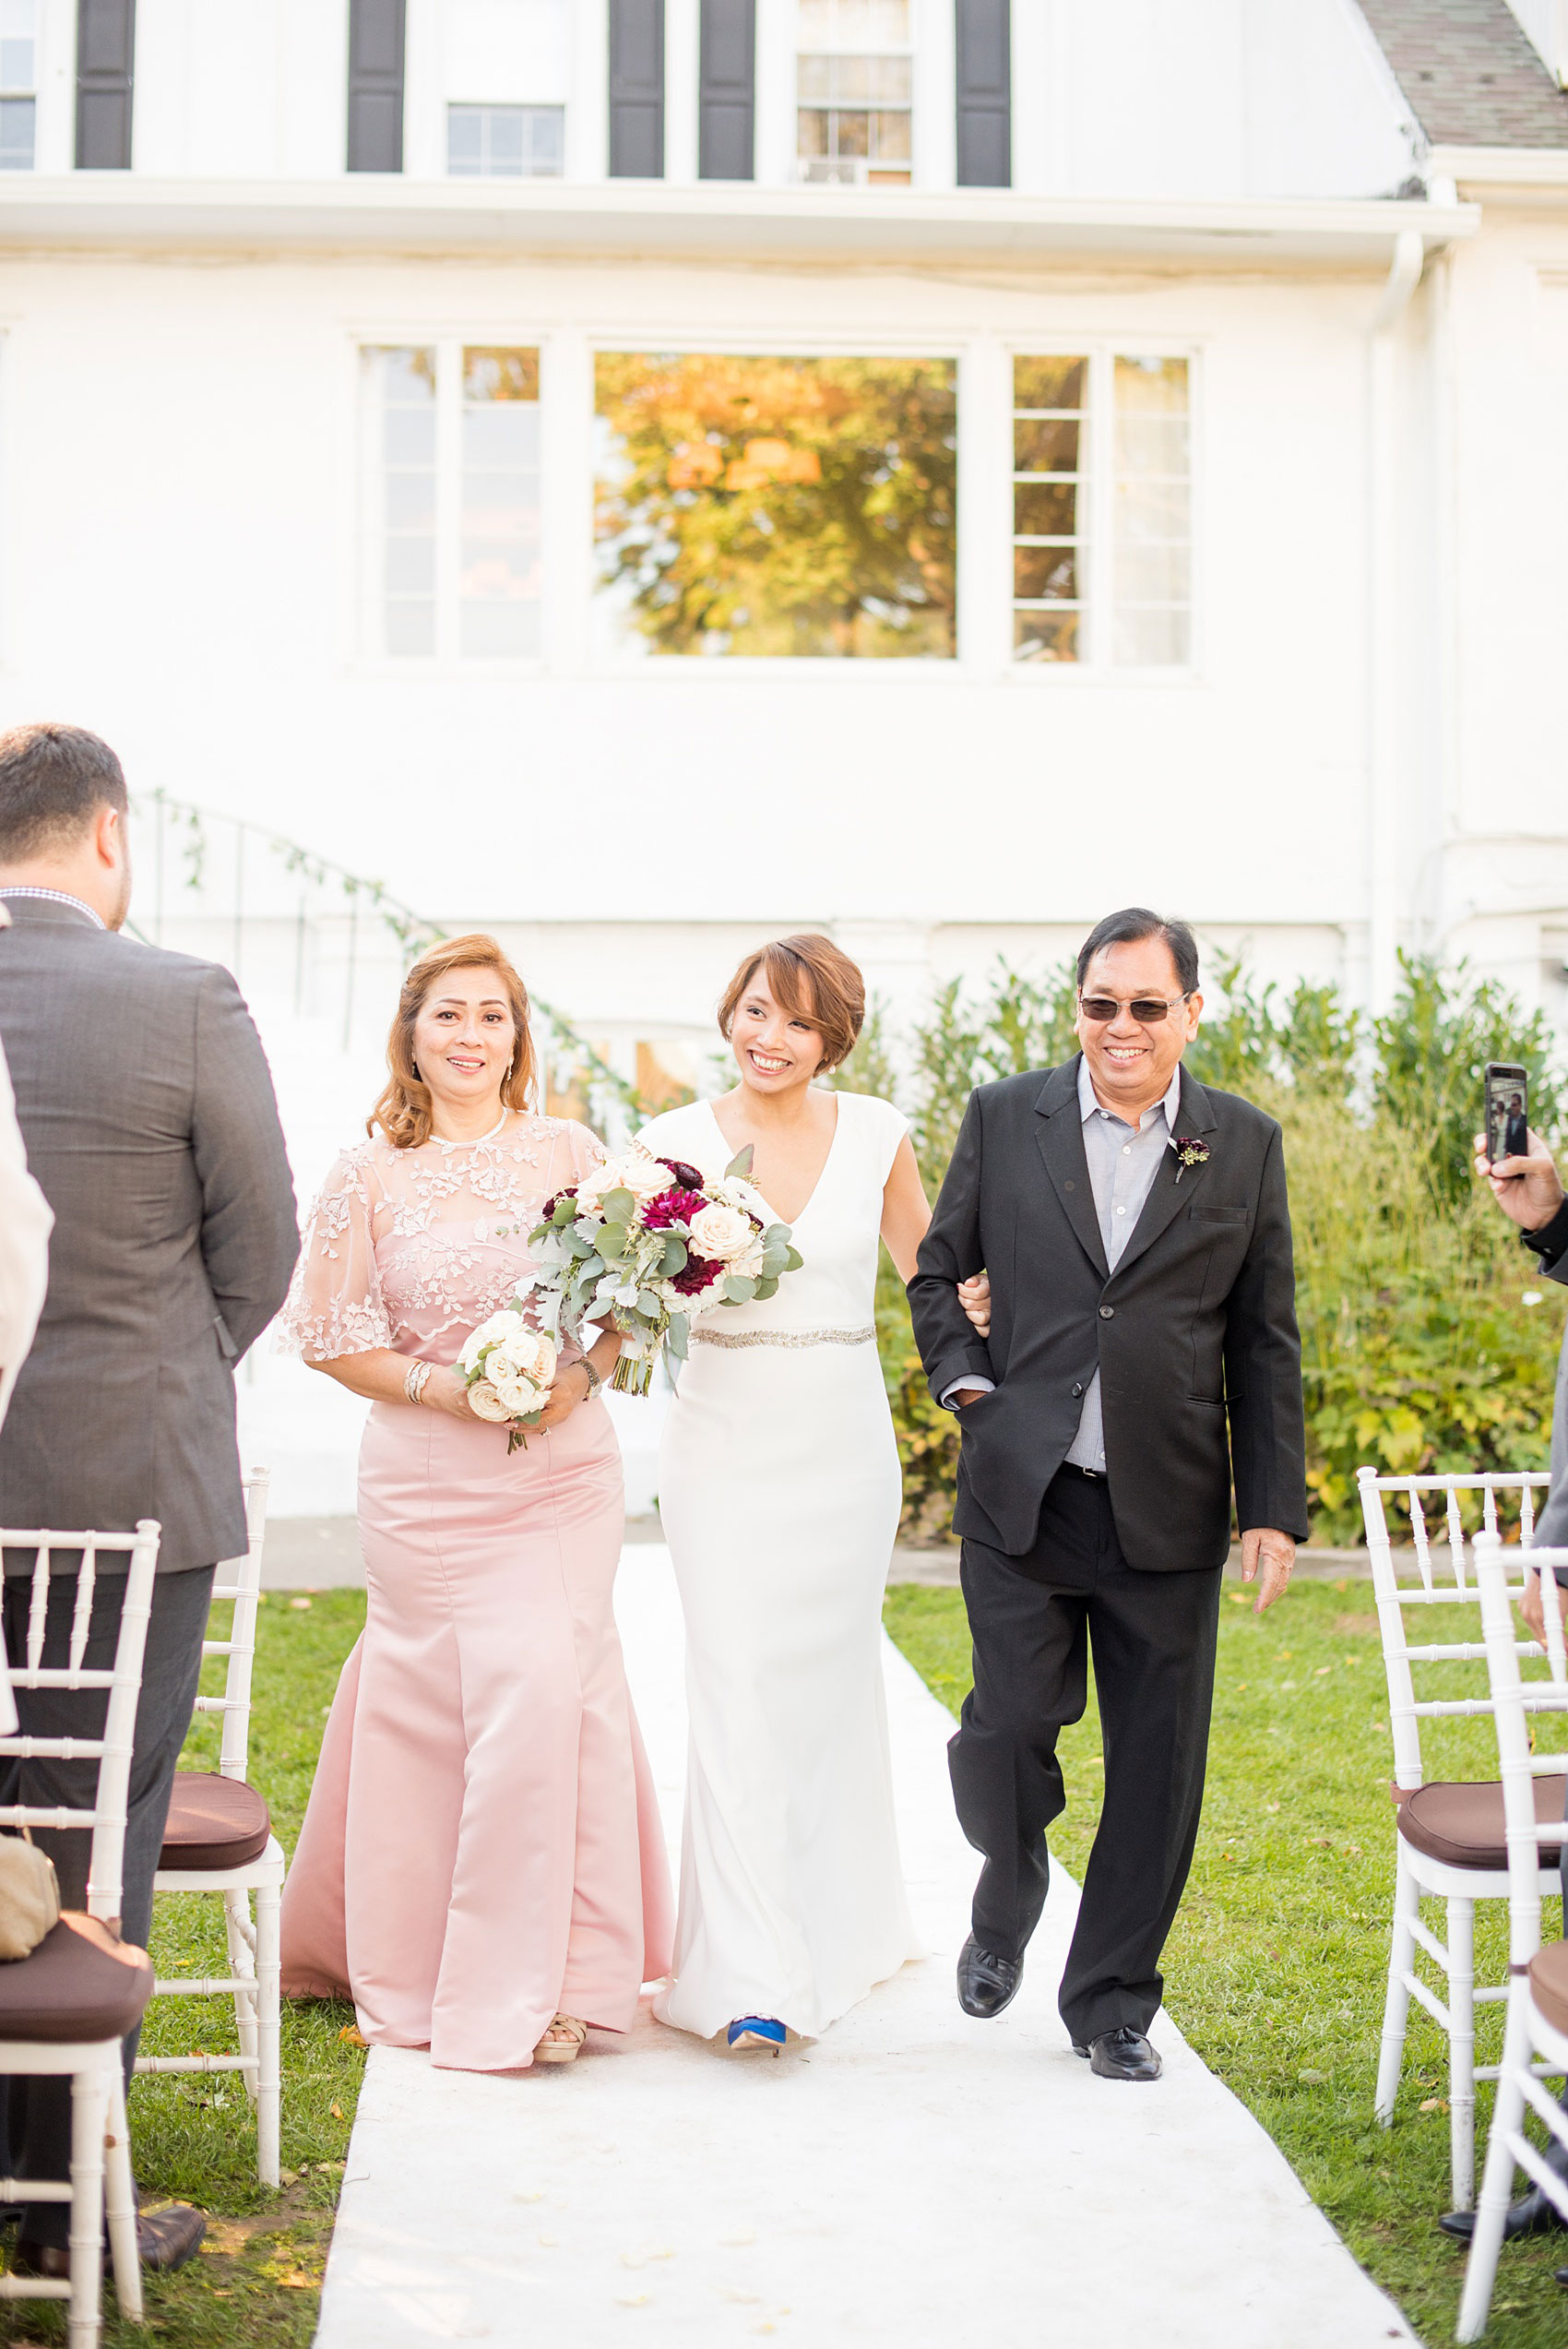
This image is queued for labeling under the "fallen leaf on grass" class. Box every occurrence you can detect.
[1313,1666,1332,1677]
[1419,2096,1449,2113]
[1265,1801,1280,1814]
[339,2025,367,2049]
[330,2101,344,2119]
[290,1597,313,1612]
[1297,2068,1329,2083]
[278,2271,315,2288]
[277,2167,299,2187]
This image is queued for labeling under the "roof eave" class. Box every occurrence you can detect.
[0,176,1481,267]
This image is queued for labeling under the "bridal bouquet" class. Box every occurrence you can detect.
[457,1313,558,1453]
[526,1145,803,1395]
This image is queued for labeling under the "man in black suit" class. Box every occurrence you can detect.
[909,908,1308,2082]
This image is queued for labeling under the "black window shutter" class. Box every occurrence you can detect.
[955,0,1010,188]
[347,0,406,173]
[609,0,664,178]
[75,0,136,170]
[699,0,754,180]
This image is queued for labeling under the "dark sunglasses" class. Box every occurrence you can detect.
[1078,992,1191,1025]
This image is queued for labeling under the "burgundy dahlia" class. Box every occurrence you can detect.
[671,1251,724,1296]
[656,1158,707,1190]
[643,1186,707,1231]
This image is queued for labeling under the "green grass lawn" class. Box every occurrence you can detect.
[17,1574,1563,2345]
[884,1577,1568,2349]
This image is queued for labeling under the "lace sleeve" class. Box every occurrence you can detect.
[566,1120,607,1182]
[274,1150,395,1362]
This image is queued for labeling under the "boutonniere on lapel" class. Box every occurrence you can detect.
[1171,1136,1210,1185]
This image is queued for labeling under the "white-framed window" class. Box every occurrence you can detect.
[447,101,565,178]
[0,0,36,173]
[360,342,543,663]
[1013,351,1193,669]
[796,0,912,186]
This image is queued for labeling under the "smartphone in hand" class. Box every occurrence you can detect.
[1484,1063,1529,1167]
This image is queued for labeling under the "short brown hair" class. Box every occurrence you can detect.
[0,722,127,860]
[718,935,865,1073]
[370,934,538,1150]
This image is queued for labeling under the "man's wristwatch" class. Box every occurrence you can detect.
[580,1357,603,1401]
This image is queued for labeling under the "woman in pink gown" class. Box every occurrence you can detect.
[277,934,671,2070]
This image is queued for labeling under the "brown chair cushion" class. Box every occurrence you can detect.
[159,1772,271,1872]
[0,1916,152,2043]
[1530,1940,1568,2038]
[1397,1774,1568,1871]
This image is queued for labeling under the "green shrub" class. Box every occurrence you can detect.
[872,957,1566,1547]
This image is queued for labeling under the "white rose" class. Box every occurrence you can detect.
[689,1203,759,1265]
[458,1308,527,1374]
[491,1369,547,1416]
[574,1160,624,1208]
[727,1234,766,1282]
[490,1329,557,1389]
[466,1379,513,1423]
[619,1150,677,1205]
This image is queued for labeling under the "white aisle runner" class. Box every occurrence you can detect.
[315,1546,1414,2348]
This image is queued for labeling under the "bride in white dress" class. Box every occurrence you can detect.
[638,935,979,2053]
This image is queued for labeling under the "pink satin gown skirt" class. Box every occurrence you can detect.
[280,1395,673,2071]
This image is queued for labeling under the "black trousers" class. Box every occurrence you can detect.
[950,1467,1222,2044]
[0,1564,214,2247]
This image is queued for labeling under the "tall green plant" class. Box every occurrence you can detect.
[1372,953,1563,1210]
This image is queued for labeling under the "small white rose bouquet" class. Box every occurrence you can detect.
[457,1309,559,1453]
[526,1144,803,1396]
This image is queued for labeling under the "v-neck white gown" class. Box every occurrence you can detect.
[636,1091,919,2040]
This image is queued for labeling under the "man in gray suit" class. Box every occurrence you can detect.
[0,723,298,2274]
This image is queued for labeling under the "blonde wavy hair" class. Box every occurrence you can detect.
[369,934,537,1150]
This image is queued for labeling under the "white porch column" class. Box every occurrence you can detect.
[1366,229,1423,1013]
[956,334,1012,674]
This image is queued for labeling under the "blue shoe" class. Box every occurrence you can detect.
[726,2016,786,2055]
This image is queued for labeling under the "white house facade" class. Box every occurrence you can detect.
[1,0,1566,1172]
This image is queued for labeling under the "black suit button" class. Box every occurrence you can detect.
[1072,1382,1084,1397]
[1099,1305,1114,1319]
[1063,1179,1075,1192]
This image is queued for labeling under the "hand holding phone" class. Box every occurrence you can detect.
[1476,1061,1563,1234]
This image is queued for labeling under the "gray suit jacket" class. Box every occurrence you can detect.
[1527,1200,1568,1548]
[0,895,299,1570]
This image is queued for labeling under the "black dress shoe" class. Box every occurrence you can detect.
[1440,2183,1568,2243]
[13,2201,206,2279]
[956,1933,1022,2019]
[1072,2025,1163,2081]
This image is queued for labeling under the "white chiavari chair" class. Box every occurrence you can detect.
[135,1470,284,2185]
[0,1518,160,2346]
[1458,1534,1568,2342]
[1358,1466,1555,2208]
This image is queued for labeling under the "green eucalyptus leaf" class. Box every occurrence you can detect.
[598,1222,629,1260]
[784,1246,804,1272]
[721,1274,756,1304]
[753,1278,778,1301]
[724,1147,755,1180]
[603,1187,636,1224]
[661,1235,689,1276]
[666,1314,689,1361]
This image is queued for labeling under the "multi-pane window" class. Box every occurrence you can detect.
[1012,356,1086,665]
[459,348,542,659]
[447,102,564,178]
[797,0,911,186]
[594,352,956,659]
[361,344,542,662]
[1112,357,1191,666]
[1012,352,1192,668]
[0,0,36,173]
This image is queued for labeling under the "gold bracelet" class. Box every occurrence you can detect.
[581,1356,603,1401]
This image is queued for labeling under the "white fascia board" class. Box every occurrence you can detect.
[0,177,1480,267]
[1426,142,1568,193]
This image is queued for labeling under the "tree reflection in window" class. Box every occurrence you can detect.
[593,352,956,659]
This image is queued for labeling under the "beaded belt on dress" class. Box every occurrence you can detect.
[689,1325,876,1351]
